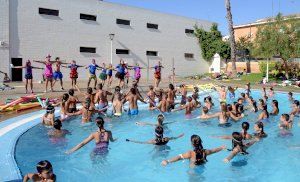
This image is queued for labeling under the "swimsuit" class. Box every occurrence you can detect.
[229,92,235,99]
[154,65,161,79]
[155,138,169,145]
[181,95,187,105]
[99,68,107,81]
[68,64,79,78]
[218,122,232,128]
[114,112,122,117]
[25,66,33,79]
[44,62,53,79]
[93,131,109,155]
[134,66,141,80]
[53,71,63,80]
[128,109,139,115]
[97,102,108,112]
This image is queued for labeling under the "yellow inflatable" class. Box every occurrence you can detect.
[0,102,40,112]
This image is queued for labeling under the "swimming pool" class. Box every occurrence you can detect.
[13,90,300,181]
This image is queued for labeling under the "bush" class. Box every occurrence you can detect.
[258,61,276,76]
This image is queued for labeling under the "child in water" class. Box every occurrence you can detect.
[23,160,56,182]
[161,135,226,167]
[48,119,70,138]
[126,125,183,145]
[223,132,258,163]
[42,105,55,126]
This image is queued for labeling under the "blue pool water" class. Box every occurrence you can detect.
[15,90,300,182]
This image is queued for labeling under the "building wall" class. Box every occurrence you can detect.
[234,25,258,41]
[0,0,10,80]
[227,62,260,73]
[1,0,213,81]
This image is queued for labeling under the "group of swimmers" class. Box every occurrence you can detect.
[24,80,300,181]
[13,54,164,93]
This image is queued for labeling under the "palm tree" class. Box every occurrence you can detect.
[225,0,237,77]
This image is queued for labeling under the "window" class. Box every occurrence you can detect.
[80,14,97,21]
[80,47,96,53]
[185,53,194,59]
[116,49,129,55]
[146,51,158,56]
[39,8,59,16]
[116,19,130,26]
[185,29,194,34]
[147,23,158,29]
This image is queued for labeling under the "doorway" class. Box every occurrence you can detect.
[11,58,23,81]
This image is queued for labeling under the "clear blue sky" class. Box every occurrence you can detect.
[106,0,300,35]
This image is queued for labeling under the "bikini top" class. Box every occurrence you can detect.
[194,149,207,165]
[155,137,169,145]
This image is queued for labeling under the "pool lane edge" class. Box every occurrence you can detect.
[0,109,60,182]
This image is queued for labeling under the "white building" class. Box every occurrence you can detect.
[0,0,213,81]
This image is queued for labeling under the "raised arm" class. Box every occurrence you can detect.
[126,138,156,144]
[168,133,184,141]
[223,147,239,163]
[66,133,94,154]
[33,60,45,64]
[32,66,44,70]
[161,151,191,166]
[205,145,226,155]
[23,173,35,182]
[135,121,157,126]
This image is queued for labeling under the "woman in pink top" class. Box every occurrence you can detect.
[34,54,56,92]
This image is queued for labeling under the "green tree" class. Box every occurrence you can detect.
[195,24,231,63]
[253,13,300,79]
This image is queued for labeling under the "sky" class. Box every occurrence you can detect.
[106,0,300,35]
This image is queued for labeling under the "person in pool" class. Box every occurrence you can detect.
[124,87,147,115]
[67,89,79,113]
[279,114,294,130]
[23,160,56,182]
[166,84,177,111]
[204,96,214,110]
[257,105,269,122]
[253,121,267,139]
[223,132,258,163]
[258,99,266,111]
[288,92,294,102]
[156,93,168,113]
[178,84,187,106]
[147,85,157,110]
[213,122,252,140]
[290,100,299,116]
[270,100,279,115]
[94,83,112,113]
[59,93,70,121]
[66,117,117,154]
[268,87,275,97]
[161,135,226,167]
[135,114,176,127]
[69,97,102,123]
[86,59,100,89]
[48,119,70,138]
[126,125,184,145]
[172,96,194,117]
[42,105,55,126]
[12,60,43,93]
[112,94,123,117]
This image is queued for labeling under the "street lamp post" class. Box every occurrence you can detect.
[109,33,115,65]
